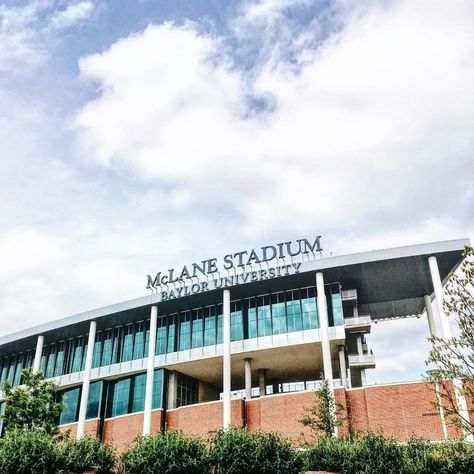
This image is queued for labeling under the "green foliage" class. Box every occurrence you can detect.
[210,427,302,474]
[121,430,210,474]
[299,376,345,438]
[304,435,355,473]
[0,429,59,474]
[1,369,63,435]
[304,433,474,474]
[56,435,116,473]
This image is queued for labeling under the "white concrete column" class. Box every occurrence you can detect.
[143,305,158,436]
[356,335,363,356]
[259,369,267,397]
[428,257,452,339]
[244,358,252,400]
[32,335,44,373]
[316,272,337,437]
[338,345,348,388]
[223,289,231,430]
[360,369,367,387]
[428,256,473,441]
[76,321,97,439]
[316,272,334,387]
[424,294,438,337]
[167,371,178,409]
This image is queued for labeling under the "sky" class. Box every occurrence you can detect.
[0,0,473,385]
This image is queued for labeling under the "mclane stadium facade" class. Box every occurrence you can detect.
[0,237,471,448]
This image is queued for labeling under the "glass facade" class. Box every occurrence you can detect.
[0,283,344,386]
[106,369,165,418]
[58,380,103,425]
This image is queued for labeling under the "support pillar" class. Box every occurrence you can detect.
[167,371,178,409]
[143,306,158,436]
[424,295,438,337]
[244,358,252,400]
[77,320,97,439]
[316,272,337,436]
[32,335,44,373]
[338,345,348,388]
[428,256,473,441]
[223,289,231,430]
[259,369,267,397]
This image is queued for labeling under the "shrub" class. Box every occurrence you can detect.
[0,429,59,474]
[304,436,356,473]
[352,431,404,474]
[56,435,116,473]
[424,441,474,474]
[121,430,210,474]
[211,428,302,474]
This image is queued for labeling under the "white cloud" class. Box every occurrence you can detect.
[0,0,95,72]
[50,1,94,30]
[75,0,474,250]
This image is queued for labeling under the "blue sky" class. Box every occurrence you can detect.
[0,0,473,385]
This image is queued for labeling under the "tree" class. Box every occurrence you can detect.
[426,246,474,438]
[299,377,345,438]
[1,368,63,435]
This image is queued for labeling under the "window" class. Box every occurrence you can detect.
[257,295,272,337]
[60,387,80,425]
[54,343,65,377]
[301,287,318,329]
[109,377,131,418]
[152,369,164,409]
[230,301,243,341]
[86,381,102,419]
[217,304,223,344]
[247,298,257,339]
[133,322,145,359]
[179,312,191,350]
[203,306,216,346]
[191,309,203,348]
[92,335,102,369]
[70,338,84,373]
[106,369,165,418]
[156,319,167,355]
[101,330,113,367]
[176,373,198,407]
[131,373,146,413]
[45,345,56,379]
[121,325,133,362]
[167,316,176,353]
[286,290,303,333]
[331,291,344,326]
[13,354,24,386]
[271,293,287,335]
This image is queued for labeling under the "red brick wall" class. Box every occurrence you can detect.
[349,381,452,440]
[166,399,244,439]
[245,382,453,443]
[102,409,163,452]
[64,381,463,448]
[59,418,101,438]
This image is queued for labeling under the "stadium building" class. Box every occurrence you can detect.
[0,237,471,447]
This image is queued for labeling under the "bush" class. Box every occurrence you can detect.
[121,430,210,474]
[211,428,302,474]
[0,429,59,474]
[423,441,474,474]
[304,432,404,474]
[304,436,356,473]
[56,435,116,473]
[352,431,404,474]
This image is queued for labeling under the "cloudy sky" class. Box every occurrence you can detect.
[0,0,473,384]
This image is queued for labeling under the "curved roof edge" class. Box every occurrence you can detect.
[0,238,469,347]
